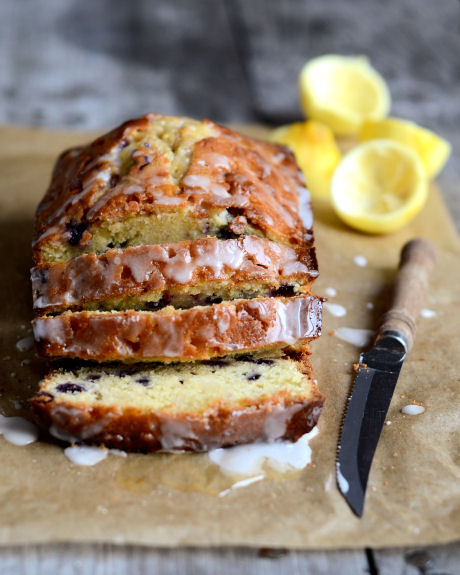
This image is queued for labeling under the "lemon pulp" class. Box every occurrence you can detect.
[360,117,451,179]
[331,140,428,234]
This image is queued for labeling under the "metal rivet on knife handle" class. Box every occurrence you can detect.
[379,238,438,352]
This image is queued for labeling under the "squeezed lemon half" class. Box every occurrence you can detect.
[331,140,428,234]
[299,55,391,136]
[360,118,451,179]
[270,121,341,199]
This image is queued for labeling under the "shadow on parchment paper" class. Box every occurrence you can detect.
[0,218,47,419]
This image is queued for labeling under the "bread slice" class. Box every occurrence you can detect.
[31,236,318,314]
[30,351,324,452]
[32,295,322,362]
[33,114,314,264]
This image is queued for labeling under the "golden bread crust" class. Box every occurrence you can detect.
[33,115,313,263]
[31,236,318,313]
[32,295,322,362]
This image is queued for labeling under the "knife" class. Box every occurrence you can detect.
[336,238,437,517]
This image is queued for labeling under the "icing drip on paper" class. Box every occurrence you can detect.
[334,327,374,347]
[401,404,425,415]
[64,445,108,466]
[0,414,39,446]
[208,427,318,477]
[16,336,34,352]
[325,303,347,317]
[420,308,436,318]
[353,255,367,267]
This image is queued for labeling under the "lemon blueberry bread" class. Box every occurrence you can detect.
[33,114,314,265]
[30,113,324,451]
[31,351,324,452]
[32,236,318,314]
[33,295,322,362]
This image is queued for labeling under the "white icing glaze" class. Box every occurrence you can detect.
[109,449,128,457]
[420,308,436,318]
[353,255,368,267]
[297,186,313,230]
[325,303,347,317]
[324,287,337,297]
[201,153,231,171]
[263,404,303,441]
[33,318,66,345]
[218,474,264,497]
[334,327,374,347]
[162,238,245,284]
[209,427,318,476]
[64,445,108,466]
[0,414,39,446]
[87,162,173,219]
[401,404,425,415]
[159,419,197,451]
[216,312,231,334]
[263,297,318,345]
[183,174,230,199]
[336,463,349,494]
[325,472,334,492]
[15,336,34,352]
[366,302,375,310]
[50,424,79,443]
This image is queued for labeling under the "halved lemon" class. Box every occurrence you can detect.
[270,121,341,199]
[331,140,428,234]
[360,118,451,179]
[299,55,391,136]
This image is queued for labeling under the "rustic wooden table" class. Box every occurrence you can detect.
[0,1,458,573]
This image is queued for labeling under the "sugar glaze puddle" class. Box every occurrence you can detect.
[64,445,127,466]
[0,414,39,446]
[325,302,347,317]
[353,255,367,267]
[401,404,425,415]
[113,429,319,497]
[208,428,319,496]
[334,327,374,347]
[420,308,436,318]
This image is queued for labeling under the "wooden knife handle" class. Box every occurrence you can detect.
[379,238,437,352]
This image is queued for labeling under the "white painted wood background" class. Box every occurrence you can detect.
[0,1,458,572]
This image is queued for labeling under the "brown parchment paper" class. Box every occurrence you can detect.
[0,124,459,549]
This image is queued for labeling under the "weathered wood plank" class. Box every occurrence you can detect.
[373,543,460,575]
[236,0,460,125]
[0,545,368,575]
[0,0,253,128]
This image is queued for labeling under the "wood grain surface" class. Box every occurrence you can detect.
[0,0,459,573]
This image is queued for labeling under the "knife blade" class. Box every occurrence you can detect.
[336,238,437,517]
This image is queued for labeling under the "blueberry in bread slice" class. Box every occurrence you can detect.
[31,351,324,452]
[33,295,322,362]
[33,114,314,265]
[32,236,318,314]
